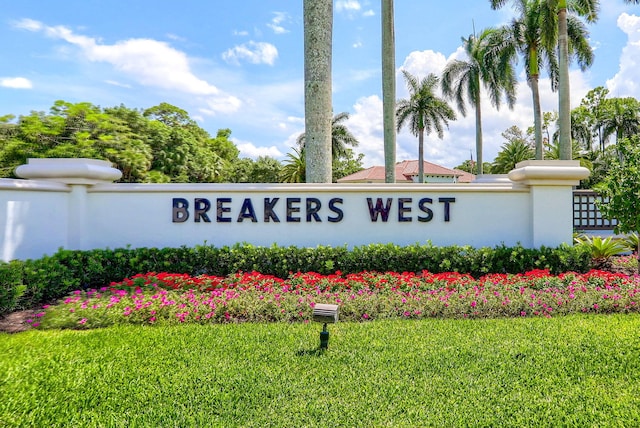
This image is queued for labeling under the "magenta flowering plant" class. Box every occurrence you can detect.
[31,269,640,329]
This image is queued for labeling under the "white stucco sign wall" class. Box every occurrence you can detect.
[0,158,589,262]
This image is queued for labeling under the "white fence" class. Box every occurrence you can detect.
[0,158,590,261]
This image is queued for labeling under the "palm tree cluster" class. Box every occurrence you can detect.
[485,85,639,184]
[396,0,601,178]
[301,0,637,182]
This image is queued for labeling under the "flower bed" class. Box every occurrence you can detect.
[31,269,640,329]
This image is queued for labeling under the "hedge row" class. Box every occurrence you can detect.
[0,243,591,316]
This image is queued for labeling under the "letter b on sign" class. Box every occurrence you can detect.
[173,198,189,223]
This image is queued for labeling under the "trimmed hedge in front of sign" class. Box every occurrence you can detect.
[0,243,591,316]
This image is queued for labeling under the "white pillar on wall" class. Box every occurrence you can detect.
[508,160,590,248]
[15,158,122,251]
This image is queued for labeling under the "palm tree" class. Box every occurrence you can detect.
[303,0,333,183]
[297,112,359,161]
[396,70,456,183]
[441,27,517,176]
[382,0,396,183]
[601,97,640,145]
[502,0,593,160]
[280,147,306,183]
[545,138,592,171]
[571,106,593,151]
[492,139,535,174]
[490,0,599,160]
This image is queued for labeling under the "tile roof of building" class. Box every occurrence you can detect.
[337,160,476,183]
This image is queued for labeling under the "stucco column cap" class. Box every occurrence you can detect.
[15,158,122,184]
[508,160,590,186]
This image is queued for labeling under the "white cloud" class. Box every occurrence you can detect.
[0,77,32,89]
[13,18,42,31]
[363,10,375,17]
[166,33,186,42]
[336,1,362,13]
[606,13,640,98]
[235,141,284,159]
[268,12,290,34]
[347,48,595,170]
[278,116,304,132]
[14,18,242,113]
[222,41,278,65]
[105,80,131,88]
[344,95,386,167]
[399,50,449,93]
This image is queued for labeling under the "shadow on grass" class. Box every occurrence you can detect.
[295,347,327,357]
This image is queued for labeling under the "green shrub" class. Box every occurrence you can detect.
[623,232,639,254]
[0,243,592,314]
[0,261,25,315]
[574,234,629,269]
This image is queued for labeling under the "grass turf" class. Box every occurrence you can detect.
[2,314,640,427]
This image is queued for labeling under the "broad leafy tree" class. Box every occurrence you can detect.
[396,70,456,183]
[247,156,282,183]
[332,148,365,182]
[597,135,640,271]
[578,86,610,153]
[0,100,238,183]
[442,27,517,175]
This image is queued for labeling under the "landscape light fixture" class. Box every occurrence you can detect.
[312,303,339,349]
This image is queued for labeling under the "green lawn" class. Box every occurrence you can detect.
[2,314,640,427]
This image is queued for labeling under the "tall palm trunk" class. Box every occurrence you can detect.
[474,84,484,176]
[382,0,396,183]
[418,128,424,183]
[528,44,544,160]
[531,74,544,159]
[558,1,572,160]
[303,0,333,183]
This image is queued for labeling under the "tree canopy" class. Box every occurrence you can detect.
[0,100,284,183]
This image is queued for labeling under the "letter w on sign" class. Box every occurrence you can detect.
[367,198,393,222]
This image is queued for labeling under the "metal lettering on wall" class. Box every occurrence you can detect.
[172,197,455,224]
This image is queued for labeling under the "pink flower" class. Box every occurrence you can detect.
[470,301,477,308]
[78,318,87,325]
[362,313,369,319]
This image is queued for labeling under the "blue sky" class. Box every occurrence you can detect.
[1,1,639,169]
